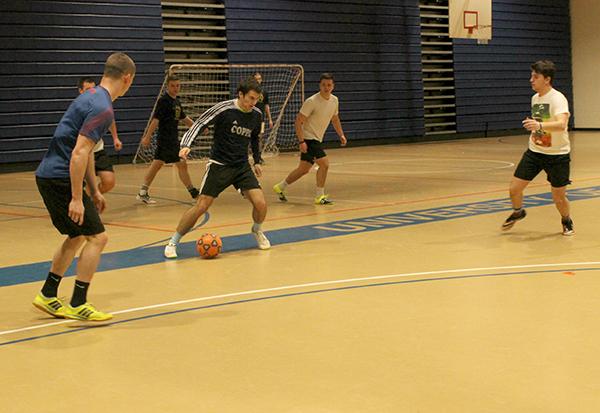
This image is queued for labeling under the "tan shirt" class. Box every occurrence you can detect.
[299,92,339,142]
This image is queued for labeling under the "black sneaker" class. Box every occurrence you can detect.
[501,209,526,230]
[189,187,200,199]
[561,217,574,236]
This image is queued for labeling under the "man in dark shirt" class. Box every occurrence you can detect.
[253,72,273,164]
[164,78,270,258]
[137,74,198,204]
[33,52,135,321]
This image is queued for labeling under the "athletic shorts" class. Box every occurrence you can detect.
[94,149,114,173]
[199,162,261,198]
[300,139,327,164]
[514,149,571,188]
[36,176,105,237]
[154,137,181,164]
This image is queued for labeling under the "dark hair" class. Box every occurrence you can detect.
[237,77,262,95]
[103,52,136,79]
[531,60,555,83]
[166,73,180,83]
[320,73,335,82]
[78,76,96,90]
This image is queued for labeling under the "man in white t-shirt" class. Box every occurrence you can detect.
[273,73,347,204]
[502,60,573,235]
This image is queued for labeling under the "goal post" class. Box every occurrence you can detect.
[133,64,304,164]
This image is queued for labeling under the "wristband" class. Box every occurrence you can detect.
[299,140,305,144]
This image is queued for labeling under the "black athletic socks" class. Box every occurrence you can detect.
[41,272,62,298]
[70,280,90,307]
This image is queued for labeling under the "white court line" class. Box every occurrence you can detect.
[2,261,598,338]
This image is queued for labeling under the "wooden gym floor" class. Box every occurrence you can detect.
[1,132,599,412]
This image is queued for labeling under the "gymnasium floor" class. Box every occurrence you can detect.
[1,132,599,412]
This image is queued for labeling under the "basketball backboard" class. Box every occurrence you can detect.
[449,0,492,41]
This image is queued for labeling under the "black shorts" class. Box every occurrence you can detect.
[300,139,327,164]
[199,162,261,198]
[514,149,571,188]
[94,149,114,173]
[155,137,181,164]
[36,176,105,237]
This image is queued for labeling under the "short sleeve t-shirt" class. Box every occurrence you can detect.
[299,92,339,142]
[36,86,114,179]
[154,93,186,143]
[528,88,570,155]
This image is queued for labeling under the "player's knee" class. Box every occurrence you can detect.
[67,235,86,249]
[100,178,116,193]
[254,197,267,212]
[87,232,109,248]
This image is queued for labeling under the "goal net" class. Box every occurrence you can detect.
[133,64,304,164]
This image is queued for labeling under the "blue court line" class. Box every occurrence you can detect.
[1,266,594,347]
[2,185,600,288]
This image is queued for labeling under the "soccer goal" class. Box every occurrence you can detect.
[133,64,304,164]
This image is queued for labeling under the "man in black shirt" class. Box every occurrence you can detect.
[253,72,273,164]
[137,74,199,204]
[164,78,270,258]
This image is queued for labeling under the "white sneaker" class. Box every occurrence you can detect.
[164,243,178,258]
[137,193,157,204]
[252,230,271,250]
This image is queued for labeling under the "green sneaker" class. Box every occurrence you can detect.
[64,302,113,321]
[32,293,66,318]
[314,194,334,205]
[273,183,287,202]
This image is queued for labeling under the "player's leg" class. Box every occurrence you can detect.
[63,231,112,321]
[314,153,332,205]
[502,150,540,230]
[164,195,214,258]
[164,162,228,258]
[551,185,573,235]
[547,153,573,235]
[137,159,164,204]
[175,159,199,199]
[243,188,270,250]
[273,159,312,202]
[97,170,116,194]
[33,235,85,318]
[33,177,83,318]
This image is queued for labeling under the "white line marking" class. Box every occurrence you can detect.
[2,261,597,338]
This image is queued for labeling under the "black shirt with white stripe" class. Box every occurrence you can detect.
[181,99,262,165]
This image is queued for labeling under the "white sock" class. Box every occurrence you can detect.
[252,223,262,233]
[169,232,183,246]
[316,187,325,197]
[278,180,288,190]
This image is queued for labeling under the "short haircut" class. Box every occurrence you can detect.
[103,52,136,79]
[320,73,335,82]
[78,76,96,90]
[237,77,263,95]
[166,73,180,83]
[531,60,555,83]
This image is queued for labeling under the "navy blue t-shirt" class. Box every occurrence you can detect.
[36,86,114,179]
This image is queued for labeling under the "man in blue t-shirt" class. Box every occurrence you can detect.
[33,52,136,322]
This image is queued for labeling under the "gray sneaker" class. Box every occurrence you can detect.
[137,193,157,204]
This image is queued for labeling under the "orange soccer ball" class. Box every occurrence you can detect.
[196,233,222,259]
